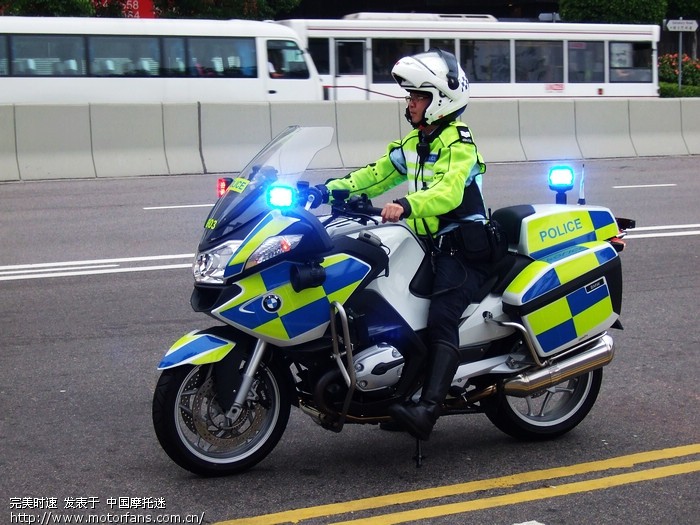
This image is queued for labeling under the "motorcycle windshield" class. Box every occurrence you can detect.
[200,126,334,248]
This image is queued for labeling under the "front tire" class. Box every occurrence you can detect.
[483,368,603,440]
[152,358,292,476]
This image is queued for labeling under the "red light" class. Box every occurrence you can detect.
[217,177,232,198]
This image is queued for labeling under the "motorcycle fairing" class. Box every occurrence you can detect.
[503,241,621,357]
[158,330,236,370]
[223,210,300,279]
[212,253,372,346]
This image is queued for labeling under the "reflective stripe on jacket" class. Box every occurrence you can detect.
[326,121,486,237]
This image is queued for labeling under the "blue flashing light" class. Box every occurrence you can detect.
[267,185,296,209]
[548,166,575,193]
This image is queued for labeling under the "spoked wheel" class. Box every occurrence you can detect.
[152,359,291,476]
[483,368,603,440]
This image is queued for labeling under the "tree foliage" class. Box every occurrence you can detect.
[666,0,700,19]
[153,0,301,20]
[560,0,668,24]
[3,0,96,16]
[2,0,128,16]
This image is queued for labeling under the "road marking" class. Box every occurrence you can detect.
[625,223,700,240]
[0,254,193,270]
[214,443,700,525]
[626,230,700,239]
[330,462,700,525]
[1,221,696,282]
[0,254,193,281]
[631,223,700,231]
[613,183,677,189]
[143,204,213,210]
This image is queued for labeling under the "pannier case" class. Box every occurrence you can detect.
[496,205,622,358]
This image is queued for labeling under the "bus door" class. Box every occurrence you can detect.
[333,40,367,100]
[264,39,322,101]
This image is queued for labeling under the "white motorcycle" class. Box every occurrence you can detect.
[152,126,633,475]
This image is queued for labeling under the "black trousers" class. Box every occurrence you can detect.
[426,249,489,349]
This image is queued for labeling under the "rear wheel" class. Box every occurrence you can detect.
[483,368,603,440]
[152,358,291,476]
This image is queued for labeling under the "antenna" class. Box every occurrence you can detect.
[577,163,586,205]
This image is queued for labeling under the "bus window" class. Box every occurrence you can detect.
[372,39,422,83]
[568,41,604,82]
[429,39,455,55]
[337,40,364,75]
[189,37,256,78]
[11,34,85,76]
[89,35,160,76]
[308,38,329,75]
[515,41,563,83]
[0,36,7,76]
[610,42,653,82]
[162,37,187,76]
[267,39,310,79]
[461,40,510,83]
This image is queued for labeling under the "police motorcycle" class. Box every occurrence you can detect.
[152,125,633,476]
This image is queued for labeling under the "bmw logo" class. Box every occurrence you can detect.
[262,294,282,313]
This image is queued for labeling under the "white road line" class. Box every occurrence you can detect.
[626,231,700,239]
[0,264,119,276]
[0,263,192,281]
[0,254,193,271]
[1,222,697,282]
[631,224,700,231]
[613,183,677,189]
[143,204,214,210]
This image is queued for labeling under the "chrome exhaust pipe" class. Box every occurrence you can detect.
[503,334,614,397]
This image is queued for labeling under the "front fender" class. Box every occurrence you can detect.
[157,329,237,370]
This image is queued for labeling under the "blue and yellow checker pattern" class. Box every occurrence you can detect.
[213,253,371,346]
[519,205,619,259]
[503,241,619,357]
[158,330,236,370]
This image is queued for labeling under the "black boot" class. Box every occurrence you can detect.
[388,342,460,441]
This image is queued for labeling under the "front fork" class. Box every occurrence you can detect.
[225,339,268,420]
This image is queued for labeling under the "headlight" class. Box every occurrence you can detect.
[245,235,302,270]
[193,240,242,284]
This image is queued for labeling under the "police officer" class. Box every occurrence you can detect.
[320,49,488,441]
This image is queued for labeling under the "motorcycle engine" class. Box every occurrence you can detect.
[353,343,404,392]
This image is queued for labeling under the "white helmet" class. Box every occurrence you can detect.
[391,49,470,126]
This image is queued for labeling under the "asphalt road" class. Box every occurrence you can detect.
[1,155,698,525]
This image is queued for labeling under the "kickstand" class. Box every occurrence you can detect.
[413,438,424,468]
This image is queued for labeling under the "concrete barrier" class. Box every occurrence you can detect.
[681,98,700,155]
[200,103,271,173]
[15,104,95,180]
[334,100,404,168]
[269,102,342,169]
[574,99,637,158]
[629,99,689,156]
[91,104,169,177]
[465,100,526,162]
[0,105,19,182]
[518,100,582,161]
[1,99,698,182]
[163,103,204,175]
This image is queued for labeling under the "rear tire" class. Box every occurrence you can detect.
[152,358,291,476]
[483,368,603,440]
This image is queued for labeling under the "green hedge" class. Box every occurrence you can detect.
[659,82,700,97]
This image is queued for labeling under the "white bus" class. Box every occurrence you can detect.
[278,12,660,100]
[0,16,323,104]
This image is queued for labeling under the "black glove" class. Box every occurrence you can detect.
[307,184,329,209]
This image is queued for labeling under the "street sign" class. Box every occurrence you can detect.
[666,19,698,32]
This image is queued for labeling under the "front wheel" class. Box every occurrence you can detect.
[152,358,292,476]
[483,368,603,440]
